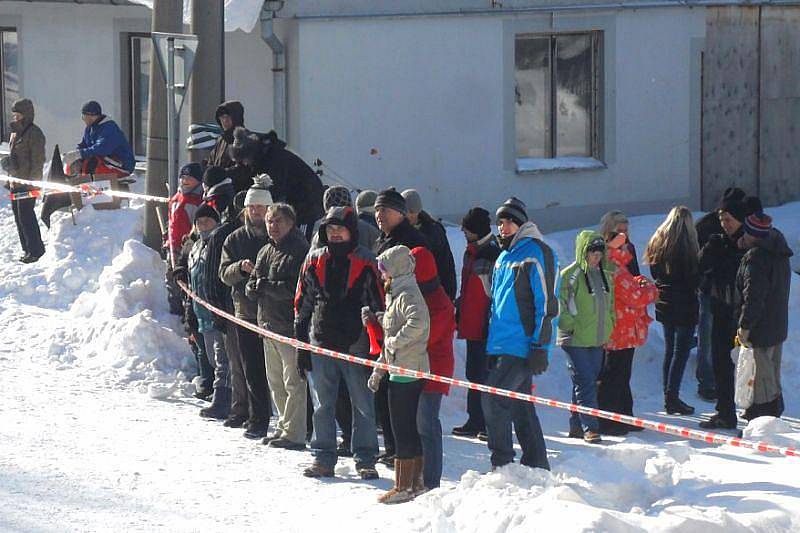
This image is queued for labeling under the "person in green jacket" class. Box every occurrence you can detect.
[557,230,615,443]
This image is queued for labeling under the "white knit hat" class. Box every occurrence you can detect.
[244,174,273,207]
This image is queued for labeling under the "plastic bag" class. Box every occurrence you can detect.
[733,344,756,409]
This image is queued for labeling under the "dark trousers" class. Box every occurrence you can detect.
[662,322,695,400]
[597,348,635,430]
[225,321,249,419]
[376,376,395,455]
[711,309,737,422]
[235,323,272,424]
[12,197,45,258]
[388,379,424,459]
[193,331,214,392]
[336,381,353,445]
[464,340,488,431]
[482,355,549,470]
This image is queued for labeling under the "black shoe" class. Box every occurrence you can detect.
[244,422,269,440]
[268,437,306,450]
[665,397,695,415]
[261,432,283,445]
[223,415,248,428]
[337,440,353,457]
[199,387,230,420]
[568,427,584,439]
[699,415,737,430]
[698,389,717,402]
[20,254,41,264]
[377,453,395,468]
[477,431,489,442]
[452,423,481,437]
[357,466,379,480]
[18,254,30,263]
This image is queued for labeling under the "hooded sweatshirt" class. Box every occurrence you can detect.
[376,245,431,381]
[486,221,560,359]
[736,228,794,348]
[8,98,46,190]
[557,230,616,348]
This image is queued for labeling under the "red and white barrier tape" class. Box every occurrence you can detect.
[176,280,799,459]
[0,175,170,203]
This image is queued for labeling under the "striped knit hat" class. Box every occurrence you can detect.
[744,211,772,238]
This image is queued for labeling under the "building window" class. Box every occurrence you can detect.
[128,33,150,158]
[515,32,602,169]
[0,28,19,141]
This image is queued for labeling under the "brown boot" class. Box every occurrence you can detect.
[411,456,426,496]
[377,458,415,504]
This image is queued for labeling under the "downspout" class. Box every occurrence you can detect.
[260,1,287,140]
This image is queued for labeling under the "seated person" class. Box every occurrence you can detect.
[63,100,136,180]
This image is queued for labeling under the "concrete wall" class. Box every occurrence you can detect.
[0,2,149,157]
[291,8,706,229]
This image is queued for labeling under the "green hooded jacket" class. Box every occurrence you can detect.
[557,230,616,347]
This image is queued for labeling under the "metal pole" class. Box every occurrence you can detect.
[166,37,177,197]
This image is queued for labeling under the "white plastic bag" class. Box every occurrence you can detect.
[733,344,756,409]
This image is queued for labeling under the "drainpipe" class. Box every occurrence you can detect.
[260,1,287,140]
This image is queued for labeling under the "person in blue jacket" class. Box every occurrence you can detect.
[63,101,135,177]
[483,197,559,471]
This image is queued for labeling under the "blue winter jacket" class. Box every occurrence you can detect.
[486,222,560,359]
[78,116,136,172]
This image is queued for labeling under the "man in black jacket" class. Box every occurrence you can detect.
[736,209,793,420]
[207,100,252,194]
[228,127,324,238]
[246,203,309,450]
[219,181,272,438]
[402,189,457,301]
[204,190,248,427]
[697,191,749,429]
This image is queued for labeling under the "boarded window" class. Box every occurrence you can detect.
[515,32,601,162]
[128,34,151,158]
[0,28,19,141]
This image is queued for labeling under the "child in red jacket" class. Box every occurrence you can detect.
[598,233,658,435]
[411,246,455,491]
[166,163,204,266]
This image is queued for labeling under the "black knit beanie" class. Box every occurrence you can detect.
[194,202,220,224]
[496,197,528,227]
[374,188,408,216]
[717,187,747,222]
[461,207,491,238]
[203,166,227,188]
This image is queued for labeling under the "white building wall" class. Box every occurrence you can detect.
[223,29,274,133]
[292,8,706,228]
[0,2,149,157]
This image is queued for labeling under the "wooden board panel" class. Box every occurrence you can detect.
[759,7,800,206]
[702,6,760,210]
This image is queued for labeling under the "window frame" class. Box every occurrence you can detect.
[513,29,605,173]
[0,26,19,142]
[126,31,151,159]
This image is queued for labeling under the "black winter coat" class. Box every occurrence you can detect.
[696,212,724,294]
[374,218,430,256]
[203,215,242,317]
[736,229,793,348]
[250,131,324,227]
[698,227,746,318]
[649,259,699,328]
[415,211,457,301]
[219,220,269,321]
[207,101,253,194]
[246,228,309,336]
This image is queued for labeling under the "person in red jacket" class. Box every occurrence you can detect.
[597,232,658,435]
[452,208,500,438]
[411,246,455,492]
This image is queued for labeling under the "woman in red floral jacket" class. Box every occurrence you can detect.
[598,233,658,435]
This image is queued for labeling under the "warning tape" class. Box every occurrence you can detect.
[0,175,170,203]
[176,280,799,459]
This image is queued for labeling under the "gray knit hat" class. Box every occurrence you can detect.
[401,189,423,214]
[323,185,352,210]
[374,188,407,216]
[356,190,378,216]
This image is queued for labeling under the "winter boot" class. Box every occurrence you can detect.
[665,396,695,415]
[411,456,427,496]
[377,458,415,504]
[200,387,231,420]
[223,414,248,428]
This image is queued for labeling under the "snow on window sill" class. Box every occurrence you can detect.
[516,157,606,174]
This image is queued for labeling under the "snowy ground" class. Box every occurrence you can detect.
[1,187,800,532]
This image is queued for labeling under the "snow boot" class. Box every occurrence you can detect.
[223,414,248,428]
[665,396,695,415]
[377,458,415,504]
[303,461,335,478]
[199,387,230,420]
[411,456,427,496]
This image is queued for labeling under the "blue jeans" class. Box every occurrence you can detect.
[562,346,604,433]
[482,355,549,470]
[417,391,443,488]
[308,354,378,469]
[194,331,214,392]
[662,322,695,399]
[696,294,716,394]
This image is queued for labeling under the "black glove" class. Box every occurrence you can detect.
[297,348,312,379]
[527,348,549,376]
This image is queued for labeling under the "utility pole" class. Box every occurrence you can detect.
[189,0,225,164]
[143,0,182,252]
